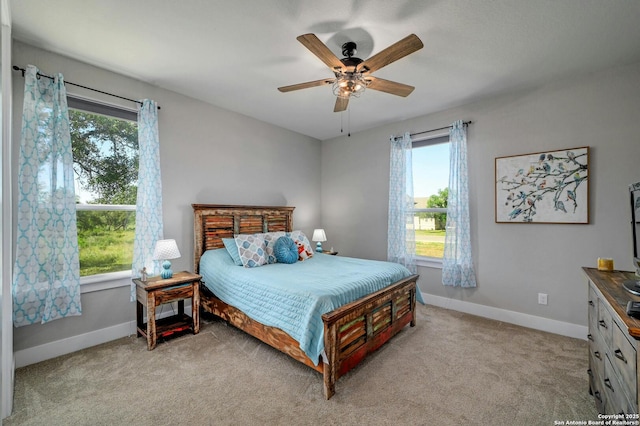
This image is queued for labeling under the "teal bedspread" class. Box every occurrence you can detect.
[199,249,421,365]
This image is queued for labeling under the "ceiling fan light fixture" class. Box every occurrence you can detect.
[332,71,368,98]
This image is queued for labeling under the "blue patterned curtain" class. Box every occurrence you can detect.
[388,132,416,274]
[442,120,477,287]
[131,99,163,300]
[12,65,82,326]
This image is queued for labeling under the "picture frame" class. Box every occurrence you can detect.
[495,146,589,223]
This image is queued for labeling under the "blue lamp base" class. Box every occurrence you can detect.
[316,242,323,252]
[160,260,173,279]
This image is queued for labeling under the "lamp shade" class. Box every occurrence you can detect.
[312,229,327,253]
[153,239,181,260]
[312,229,327,242]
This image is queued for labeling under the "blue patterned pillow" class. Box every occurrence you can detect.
[254,231,286,263]
[273,236,298,264]
[222,238,243,266]
[234,234,267,268]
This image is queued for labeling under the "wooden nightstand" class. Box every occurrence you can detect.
[133,271,201,350]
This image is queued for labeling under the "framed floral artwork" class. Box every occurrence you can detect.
[495,146,589,223]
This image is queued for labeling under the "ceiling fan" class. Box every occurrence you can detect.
[278,33,424,112]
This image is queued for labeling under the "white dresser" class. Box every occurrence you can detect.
[585,267,640,414]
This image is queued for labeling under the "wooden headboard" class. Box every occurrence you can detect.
[192,204,295,273]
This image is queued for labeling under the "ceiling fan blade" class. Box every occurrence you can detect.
[278,78,334,93]
[297,33,345,71]
[334,96,349,112]
[359,34,423,74]
[366,76,415,97]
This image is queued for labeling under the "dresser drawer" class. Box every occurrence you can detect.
[597,299,614,348]
[604,355,637,414]
[612,319,638,402]
[589,338,605,381]
[588,285,598,332]
[590,363,607,414]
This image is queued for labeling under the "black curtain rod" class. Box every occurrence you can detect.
[392,120,472,141]
[12,65,160,110]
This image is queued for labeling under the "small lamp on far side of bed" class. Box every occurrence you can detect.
[153,239,181,279]
[312,229,327,253]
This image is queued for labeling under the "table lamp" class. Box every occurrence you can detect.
[153,239,181,279]
[312,229,327,252]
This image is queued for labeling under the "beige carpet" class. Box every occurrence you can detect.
[5,305,598,425]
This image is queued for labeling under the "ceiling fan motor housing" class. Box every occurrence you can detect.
[341,41,357,57]
[340,41,363,68]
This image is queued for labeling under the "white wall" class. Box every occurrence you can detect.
[10,38,640,361]
[11,41,321,355]
[321,61,640,329]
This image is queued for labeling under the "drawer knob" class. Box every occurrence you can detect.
[599,320,607,329]
[614,349,627,364]
[604,378,614,391]
[594,351,602,360]
[589,300,594,306]
[587,333,594,341]
[587,368,593,377]
[594,390,602,402]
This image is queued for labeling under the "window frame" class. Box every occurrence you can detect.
[68,95,138,288]
[411,132,450,268]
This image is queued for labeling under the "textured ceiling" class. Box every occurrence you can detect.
[9,0,640,140]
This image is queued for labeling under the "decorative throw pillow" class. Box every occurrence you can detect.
[234,234,267,268]
[273,236,298,264]
[222,237,243,266]
[287,230,314,261]
[254,231,286,264]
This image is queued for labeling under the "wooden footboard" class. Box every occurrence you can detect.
[321,274,418,399]
[200,274,418,399]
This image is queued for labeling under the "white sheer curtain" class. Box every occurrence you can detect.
[388,132,417,275]
[442,120,477,287]
[131,99,163,300]
[12,65,82,326]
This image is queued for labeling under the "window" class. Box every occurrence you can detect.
[412,135,449,259]
[69,97,138,277]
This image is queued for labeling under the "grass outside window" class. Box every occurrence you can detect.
[76,210,136,276]
[415,229,445,258]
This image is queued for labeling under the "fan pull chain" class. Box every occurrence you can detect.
[339,107,351,137]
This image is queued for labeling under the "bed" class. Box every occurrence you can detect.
[193,204,420,399]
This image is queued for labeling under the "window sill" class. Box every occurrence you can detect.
[415,256,443,269]
[80,270,132,294]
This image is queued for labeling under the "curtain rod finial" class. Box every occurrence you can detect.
[12,65,25,77]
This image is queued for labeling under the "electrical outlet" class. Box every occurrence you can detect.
[538,293,548,305]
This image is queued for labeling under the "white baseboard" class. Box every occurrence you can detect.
[16,295,587,368]
[423,292,588,341]
[14,321,136,368]
[15,304,191,368]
